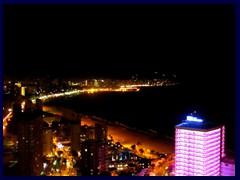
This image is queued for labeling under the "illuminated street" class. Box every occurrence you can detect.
[39,90,174,157]
[3,110,12,137]
[43,105,175,157]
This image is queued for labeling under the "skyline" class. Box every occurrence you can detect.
[4,5,234,86]
[3,4,235,122]
[3,4,235,114]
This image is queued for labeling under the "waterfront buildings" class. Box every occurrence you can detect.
[175,114,225,176]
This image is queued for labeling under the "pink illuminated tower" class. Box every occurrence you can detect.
[175,114,225,176]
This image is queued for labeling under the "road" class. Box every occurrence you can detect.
[3,111,12,137]
[154,159,174,176]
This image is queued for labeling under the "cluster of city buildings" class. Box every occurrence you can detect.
[3,75,177,98]
[3,80,235,176]
[4,97,110,176]
[3,97,160,176]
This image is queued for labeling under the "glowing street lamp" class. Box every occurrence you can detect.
[57,142,64,149]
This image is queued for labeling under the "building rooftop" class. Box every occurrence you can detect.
[175,115,224,131]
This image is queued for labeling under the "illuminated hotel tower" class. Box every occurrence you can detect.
[175,114,225,176]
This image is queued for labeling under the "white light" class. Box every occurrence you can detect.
[57,142,64,149]
[186,116,203,122]
[43,163,48,169]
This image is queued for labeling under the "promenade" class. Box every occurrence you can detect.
[43,105,175,156]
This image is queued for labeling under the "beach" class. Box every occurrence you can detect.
[43,105,175,155]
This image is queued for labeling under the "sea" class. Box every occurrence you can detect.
[44,86,235,152]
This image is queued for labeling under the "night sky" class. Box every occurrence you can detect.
[4,4,235,87]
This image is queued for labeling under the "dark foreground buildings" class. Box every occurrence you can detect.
[15,99,43,176]
[79,123,108,175]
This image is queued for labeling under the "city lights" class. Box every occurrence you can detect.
[3,3,234,176]
[186,116,203,122]
[57,142,64,149]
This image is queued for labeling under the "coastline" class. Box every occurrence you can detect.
[43,105,175,154]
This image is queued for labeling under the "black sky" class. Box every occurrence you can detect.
[4,4,235,88]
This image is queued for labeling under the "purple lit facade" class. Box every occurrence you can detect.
[175,116,225,176]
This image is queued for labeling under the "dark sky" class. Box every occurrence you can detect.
[4,4,235,87]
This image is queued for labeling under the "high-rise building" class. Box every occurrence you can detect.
[43,128,53,156]
[80,123,108,175]
[175,114,225,176]
[35,99,43,112]
[80,140,98,176]
[95,123,108,172]
[86,126,95,140]
[80,125,95,141]
[17,99,43,176]
[70,118,81,152]
[95,123,107,142]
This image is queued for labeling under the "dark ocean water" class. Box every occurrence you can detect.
[44,86,235,151]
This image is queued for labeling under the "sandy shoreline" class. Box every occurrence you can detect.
[43,105,175,154]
